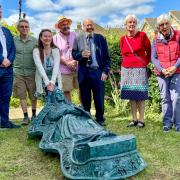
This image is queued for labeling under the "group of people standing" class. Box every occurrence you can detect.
[0,4,179,132]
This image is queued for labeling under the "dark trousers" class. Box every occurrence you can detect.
[79,68,105,122]
[0,68,13,126]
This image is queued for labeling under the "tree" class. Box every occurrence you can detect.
[1,21,19,36]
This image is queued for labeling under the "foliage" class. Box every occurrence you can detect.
[10,96,44,108]
[105,33,122,97]
[10,97,21,108]
[148,64,161,112]
[71,89,81,105]
[1,21,19,36]
[108,69,129,116]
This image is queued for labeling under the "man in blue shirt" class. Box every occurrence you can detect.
[0,5,20,128]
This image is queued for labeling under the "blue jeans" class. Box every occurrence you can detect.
[0,68,13,126]
[157,74,180,129]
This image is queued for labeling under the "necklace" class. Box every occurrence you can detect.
[65,35,70,49]
[60,31,70,49]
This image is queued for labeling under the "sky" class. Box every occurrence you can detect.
[0,0,180,36]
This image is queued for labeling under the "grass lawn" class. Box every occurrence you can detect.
[0,111,180,180]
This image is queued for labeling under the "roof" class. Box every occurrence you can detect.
[74,22,107,35]
[107,27,126,36]
[141,18,157,31]
[169,10,180,23]
[93,23,107,35]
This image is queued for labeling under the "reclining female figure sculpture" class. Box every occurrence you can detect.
[29,89,146,179]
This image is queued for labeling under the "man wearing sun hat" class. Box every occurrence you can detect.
[53,16,79,102]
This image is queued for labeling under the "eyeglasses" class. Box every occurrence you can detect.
[19,26,29,29]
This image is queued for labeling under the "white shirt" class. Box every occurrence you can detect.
[0,26,7,58]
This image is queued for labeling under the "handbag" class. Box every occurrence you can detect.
[125,36,152,78]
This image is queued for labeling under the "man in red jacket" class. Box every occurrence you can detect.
[151,14,180,132]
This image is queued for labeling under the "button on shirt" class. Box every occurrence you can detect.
[14,36,37,76]
[0,26,7,58]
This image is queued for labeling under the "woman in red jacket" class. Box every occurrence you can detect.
[151,14,180,132]
[120,14,151,128]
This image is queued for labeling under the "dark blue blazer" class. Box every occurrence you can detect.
[72,33,110,83]
[0,27,16,69]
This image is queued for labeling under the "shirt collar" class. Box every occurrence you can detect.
[86,32,94,39]
[59,31,71,37]
[17,35,33,42]
[157,27,174,42]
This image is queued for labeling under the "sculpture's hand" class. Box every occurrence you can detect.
[47,83,55,91]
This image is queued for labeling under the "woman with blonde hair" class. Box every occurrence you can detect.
[33,29,62,97]
[120,14,151,128]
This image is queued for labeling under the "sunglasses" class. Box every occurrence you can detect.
[19,25,29,29]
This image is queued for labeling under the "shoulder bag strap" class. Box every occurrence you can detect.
[125,36,146,66]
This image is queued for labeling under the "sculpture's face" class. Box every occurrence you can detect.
[55,90,65,102]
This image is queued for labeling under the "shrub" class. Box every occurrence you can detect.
[108,70,129,116]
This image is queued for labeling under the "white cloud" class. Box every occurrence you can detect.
[104,15,124,28]
[4,13,55,37]
[35,12,60,22]
[121,5,154,15]
[26,0,61,11]
[4,0,155,36]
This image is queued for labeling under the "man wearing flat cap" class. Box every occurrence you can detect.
[53,16,79,102]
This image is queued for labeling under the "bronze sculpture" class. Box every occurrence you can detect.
[28,89,146,179]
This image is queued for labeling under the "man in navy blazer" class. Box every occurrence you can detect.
[72,19,110,126]
[0,5,20,128]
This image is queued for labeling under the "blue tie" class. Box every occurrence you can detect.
[87,35,93,65]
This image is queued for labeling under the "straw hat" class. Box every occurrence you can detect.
[55,15,72,29]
